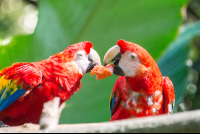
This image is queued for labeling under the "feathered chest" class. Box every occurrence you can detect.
[120,87,163,116]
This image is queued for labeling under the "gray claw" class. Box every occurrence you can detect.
[0,121,9,127]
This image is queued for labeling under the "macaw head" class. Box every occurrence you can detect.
[103,39,159,77]
[51,41,101,74]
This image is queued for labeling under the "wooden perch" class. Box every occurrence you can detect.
[1,97,200,133]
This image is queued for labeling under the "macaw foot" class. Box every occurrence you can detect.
[0,121,9,127]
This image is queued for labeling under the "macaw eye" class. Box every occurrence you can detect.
[130,55,135,60]
[76,50,86,59]
[78,54,83,57]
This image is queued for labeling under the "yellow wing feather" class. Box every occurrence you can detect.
[0,75,19,96]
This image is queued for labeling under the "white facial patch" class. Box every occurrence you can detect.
[74,50,90,74]
[118,51,141,77]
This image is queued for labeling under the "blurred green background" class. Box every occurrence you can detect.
[0,0,200,124]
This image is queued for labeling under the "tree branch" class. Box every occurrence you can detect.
[1,109,200,133]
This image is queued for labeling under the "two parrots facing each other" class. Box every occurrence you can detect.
[0,41,101,126]
[0,39,175,126]
[103,39,175,121]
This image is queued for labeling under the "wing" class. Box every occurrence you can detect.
[0,63,43,112]
[162,77,175,114]
[109,76,125,118]
[110,91,121,117]
[0,76,26,111]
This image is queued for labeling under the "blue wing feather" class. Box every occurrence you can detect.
[110,92,117,117]
[0,80,25,112]
[0,88,25,112]
[169,102,174,115]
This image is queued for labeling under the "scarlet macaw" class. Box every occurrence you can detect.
[103,39,175,121]
[0,41,100,126]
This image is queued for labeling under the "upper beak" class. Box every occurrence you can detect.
[86,48,101,73]
[103,45,125,76]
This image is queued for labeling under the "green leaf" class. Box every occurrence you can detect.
[157,22,200,110]
[0,0,186,124]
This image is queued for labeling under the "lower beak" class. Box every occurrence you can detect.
[103,45,125,76]
[86,62,96,73]
[86,48,101,73]
[113,65,125,76]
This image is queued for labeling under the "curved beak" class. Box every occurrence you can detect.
[103,45,125,76]
[86,48,101,73]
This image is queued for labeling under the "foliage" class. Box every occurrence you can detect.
[157,22,200,111]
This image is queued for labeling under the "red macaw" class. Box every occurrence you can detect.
[103,39,175,121]
[0,41,100,126]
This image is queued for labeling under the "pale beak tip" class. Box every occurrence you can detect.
[103,60,109,66]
